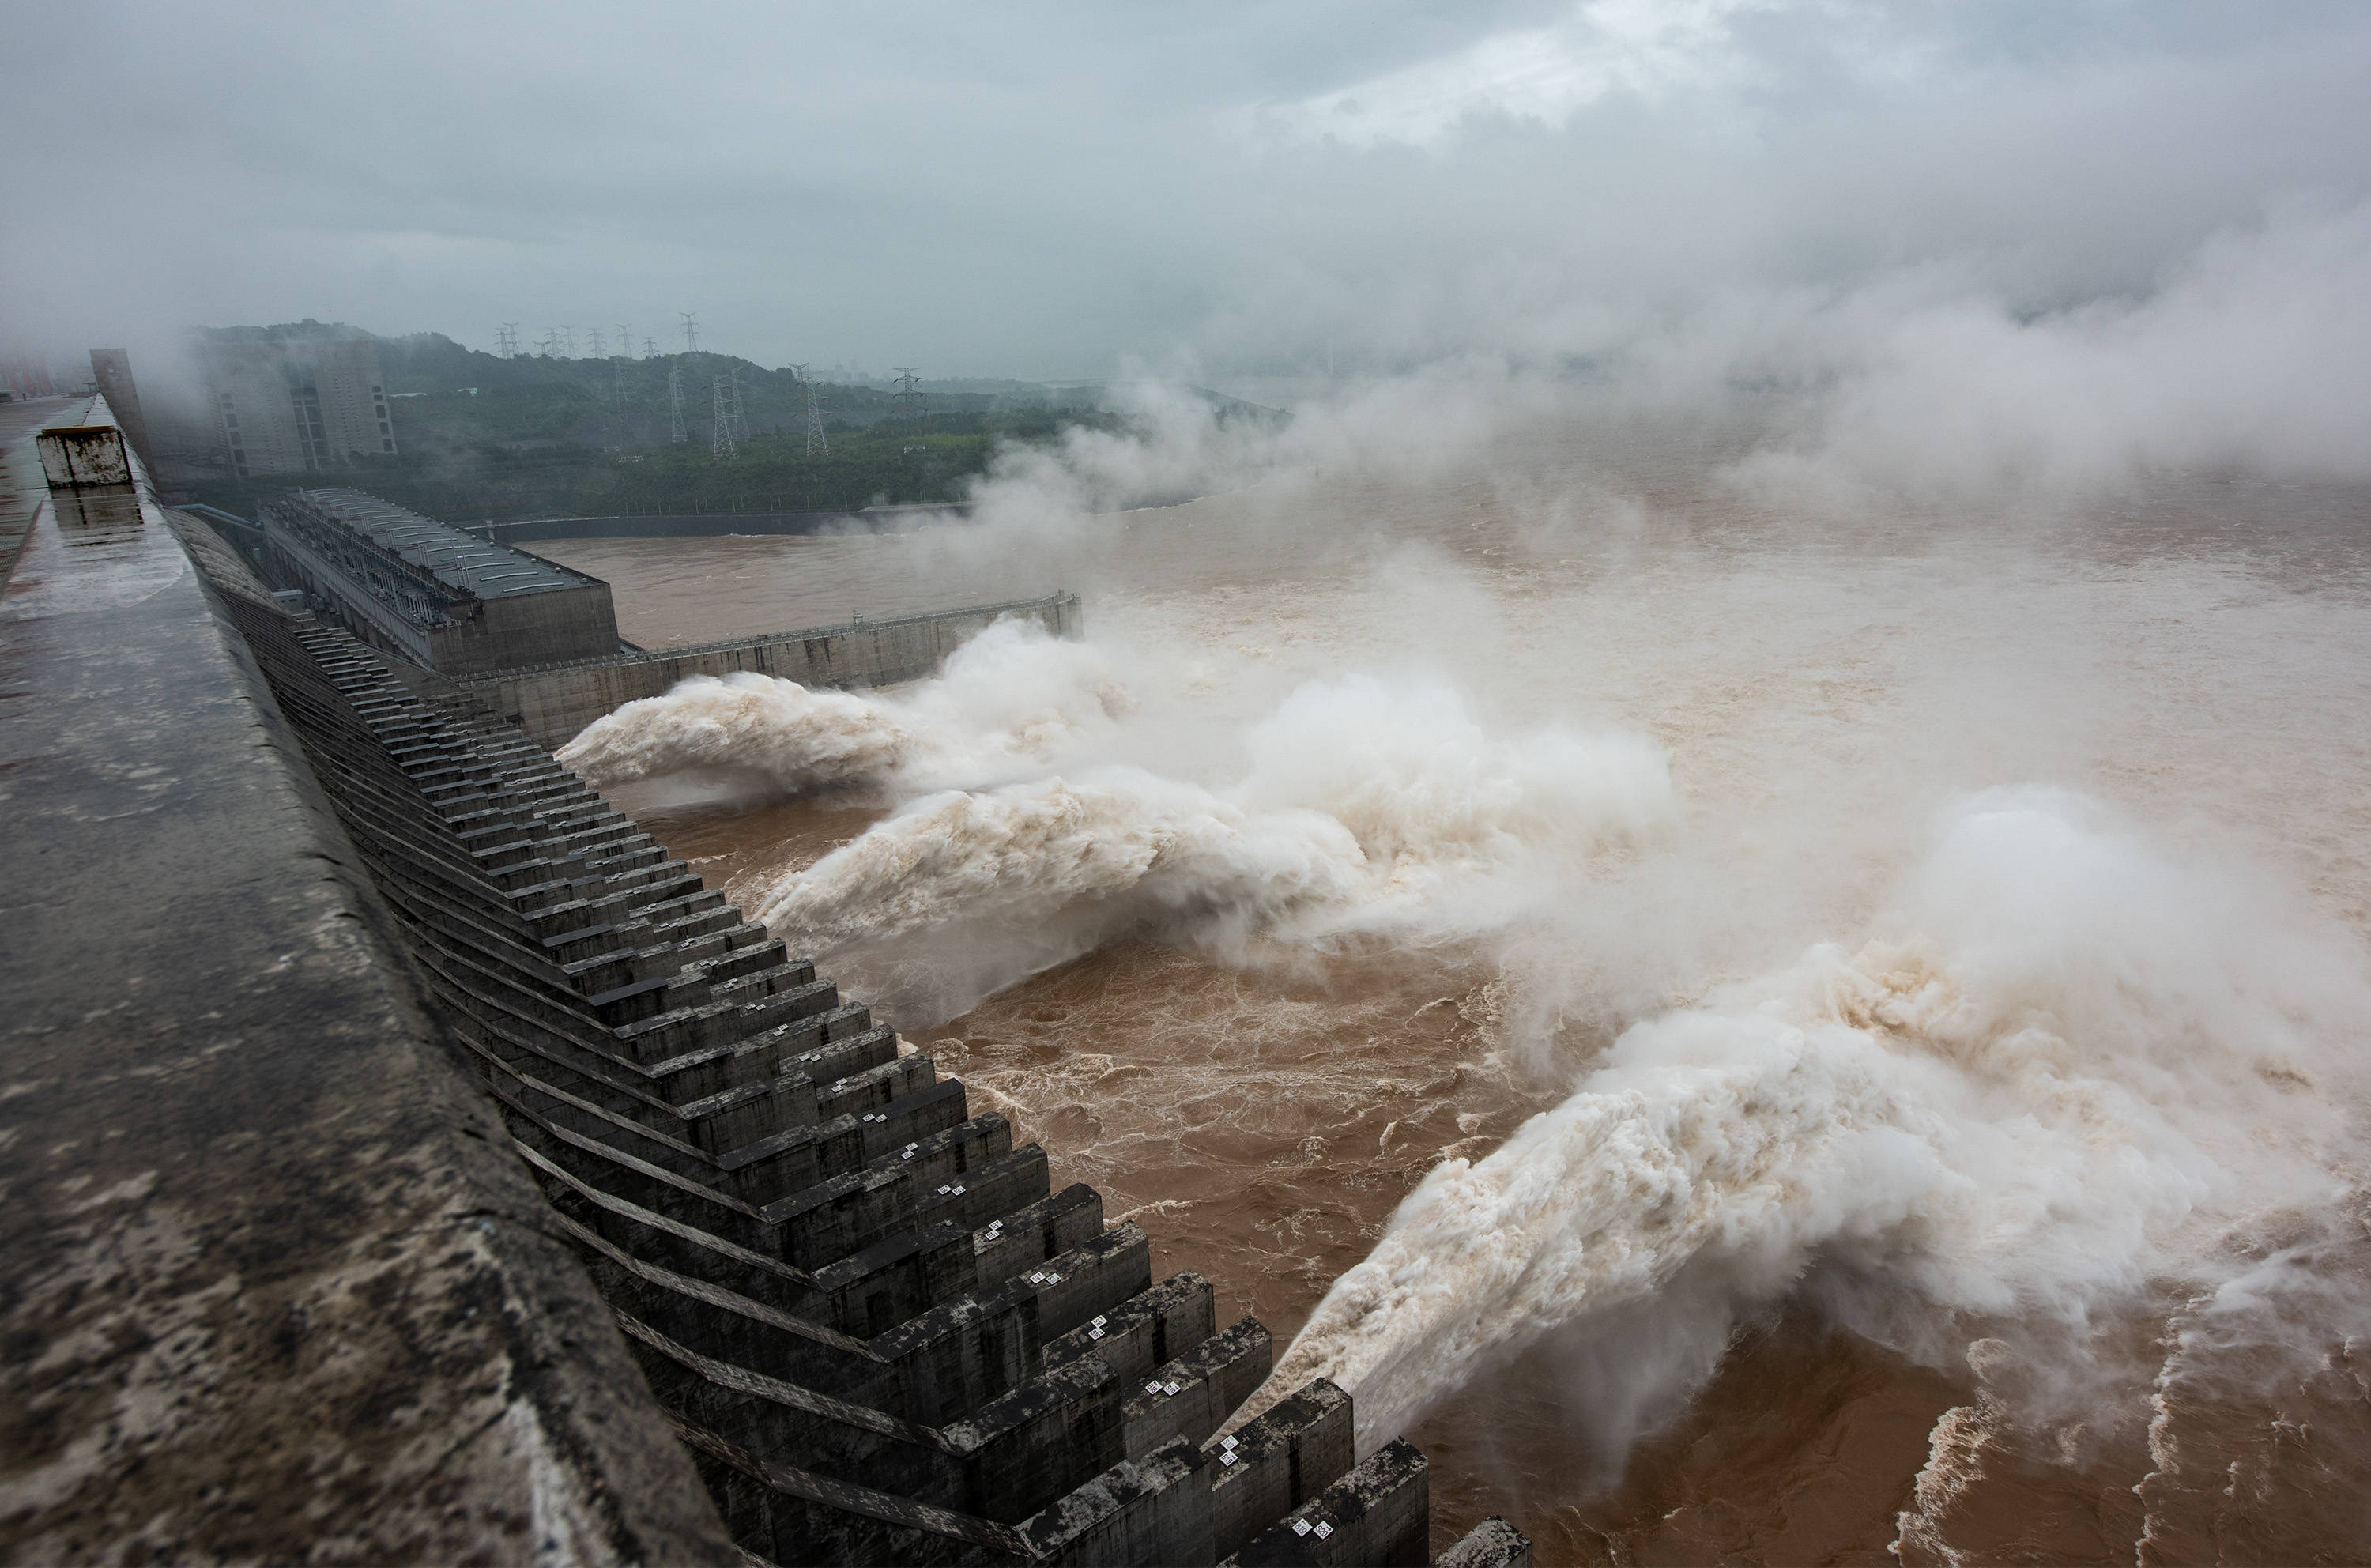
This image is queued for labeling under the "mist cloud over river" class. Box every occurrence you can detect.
[482,17,2371,1561]
[548,312,2371,1557]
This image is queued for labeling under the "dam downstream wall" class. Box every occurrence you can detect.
[179,534,1513,1563]
[470,501,971,545]
[465,591,1082,747]
[3,394,1527,1561]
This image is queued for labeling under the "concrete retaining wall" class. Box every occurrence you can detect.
[467,592,1083,748]
[473,502,971,545]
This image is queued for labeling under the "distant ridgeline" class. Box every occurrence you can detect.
[176,322,1284,526]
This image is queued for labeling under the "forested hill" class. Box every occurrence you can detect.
[182,326,1284,524]
[362,332,1073,450]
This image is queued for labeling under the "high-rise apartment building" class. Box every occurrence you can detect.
[202,333,398,477]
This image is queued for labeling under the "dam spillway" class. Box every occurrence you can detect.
[0,398,1529,1565]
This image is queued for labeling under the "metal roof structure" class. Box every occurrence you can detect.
[291,488,583,598]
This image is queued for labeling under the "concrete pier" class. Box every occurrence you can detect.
[466,592,1082,747]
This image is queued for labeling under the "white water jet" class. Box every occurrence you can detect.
[1261,788,2367,1453]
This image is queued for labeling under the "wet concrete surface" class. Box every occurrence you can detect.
[0,425,733,1562]
[0,398,84,590]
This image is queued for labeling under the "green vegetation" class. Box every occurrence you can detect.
[188,411,1108,523]
[183,330,1152,523]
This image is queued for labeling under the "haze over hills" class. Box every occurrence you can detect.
[158,321,1284,523]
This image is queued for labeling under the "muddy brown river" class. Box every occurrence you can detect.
[537,413,2371,1564]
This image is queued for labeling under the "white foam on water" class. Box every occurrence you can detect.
[557,670,909,792]
[752,766,1368,955]
[556,617,1133,796]
[564,612,1683,1018]
[1258,787,2369,1453]
[552,405,2371,1524]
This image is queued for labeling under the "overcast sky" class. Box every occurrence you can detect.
[5,2,2369,380]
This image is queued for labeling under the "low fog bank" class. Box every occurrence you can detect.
[539,161,2371,1535]
[955,197,2371,564]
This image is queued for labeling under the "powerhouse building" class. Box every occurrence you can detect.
[253,487,620,676]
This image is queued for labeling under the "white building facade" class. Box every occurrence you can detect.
[203,335,398,477]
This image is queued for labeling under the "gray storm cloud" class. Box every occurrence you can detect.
[4,1,2369,396]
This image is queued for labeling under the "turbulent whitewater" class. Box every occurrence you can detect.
[545,416,2371,1560]
[1257,786,2369,1451]
[563,617,1680,1014]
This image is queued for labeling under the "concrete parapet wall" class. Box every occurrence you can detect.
[467,591,1084,747]
[0,407,733,1562]
[472,502,971,545]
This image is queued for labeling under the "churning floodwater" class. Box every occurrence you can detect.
[537,405,2371,1564]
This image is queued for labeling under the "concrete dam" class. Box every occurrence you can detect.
[0,393,1532,1564]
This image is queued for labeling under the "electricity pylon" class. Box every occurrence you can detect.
[790,363,828,457]
[890,367,923,421]
[667,358,688,443]
[711,371,743,459]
